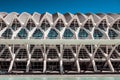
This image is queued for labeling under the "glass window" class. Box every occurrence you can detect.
[55,19,64,31]
[48,29,58,39]
[32,29,43,39]
[93,29,103,39]
[63,29,73,39]
[17,29,28,39]
[2,28,12,39]
[11,19,21,30]
[0,19,6,30]
[112,20,120,31]
[84,19,93,30]
[70,19,79,30]
[98,19,107,31]
[108,29,118,39]
[78,29,88,39]
[41,19,50,31]
[26,19,35,31]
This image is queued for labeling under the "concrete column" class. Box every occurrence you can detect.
[76,45,80,73]
[92,60,97,72]
[8,45,15,72]
[60,45,63,74]
[26,44,31,72]
[76,59,80,73]
[108,59,114,72]
[43,45,47,73]
[91,45,97,72]
[8,54,15,72]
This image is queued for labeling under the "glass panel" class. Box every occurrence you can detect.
[47,49,58,59]
[32,29,43,39]
[112,20,120,31]
[11,19,21,30]
[0,49,11,59]
[26,19,35,31]
[55,19,64,31]
[78,29,88,39]
[63,49,74,59]
[2,28,12,39]
[84,19,93,30]
[16,49,28,59]
[98,19,107,31]
[30,62,43,71]
[93,29,103,39]
[48,29,58,39]
[108,29,118,39]
[63,29,73,39]
[17,28,28,39]
[32,49,43,59]
[0,19,6,30]
[70,19,79,30]
[41,19,50,31]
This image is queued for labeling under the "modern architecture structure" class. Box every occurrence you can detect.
[0,12,120,74]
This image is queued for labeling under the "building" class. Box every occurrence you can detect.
[0,12,120,74]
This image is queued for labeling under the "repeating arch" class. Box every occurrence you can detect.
[0,13,119,40]
[0,13,120,73]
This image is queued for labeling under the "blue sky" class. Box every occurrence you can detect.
[0,0,120,13]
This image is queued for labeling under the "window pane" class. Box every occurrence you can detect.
[98,19,107,31]
[26,19,35,31]
[108,29,118,39]
[84,19,93,31]
[78,29,88,39]
[41,19,50,31]
[17,29,28,39]
[0,19,6,30]
[11,19,21,30]
[55,19,64,31]
[70,19,79,30]
[48,29,58,39]
[2,28,12,39]
[63,29,73,39]
[93,29,103,39]
[32,29,43,39]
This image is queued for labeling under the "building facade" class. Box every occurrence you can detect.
[0,12,120,74]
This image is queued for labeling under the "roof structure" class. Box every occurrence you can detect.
[0,12,120,45]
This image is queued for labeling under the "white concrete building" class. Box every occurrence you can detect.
[0,12,120,74]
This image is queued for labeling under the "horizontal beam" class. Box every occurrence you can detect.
[0,39,120,45]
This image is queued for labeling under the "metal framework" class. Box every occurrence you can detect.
[0,12,120,74]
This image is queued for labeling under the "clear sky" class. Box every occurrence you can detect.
[0,0,120,14]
